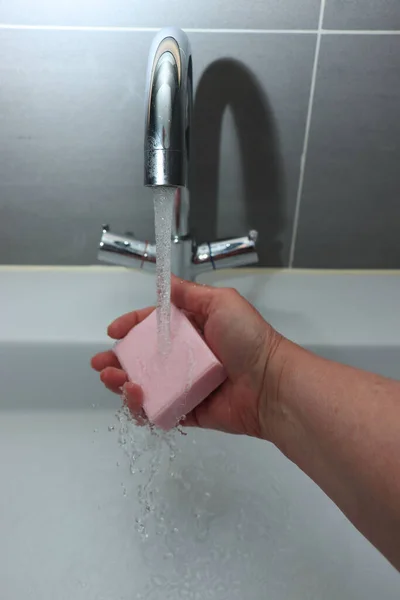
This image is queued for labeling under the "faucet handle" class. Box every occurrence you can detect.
[193,230,259,274]
[98,225,156,271]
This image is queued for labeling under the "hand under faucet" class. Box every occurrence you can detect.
[93,277,400,572]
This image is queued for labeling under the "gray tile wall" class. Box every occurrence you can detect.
[0,1,321,29]
[0,0,399,268]
[294,35,400,268]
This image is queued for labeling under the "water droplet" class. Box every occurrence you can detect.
[114,402,182,540]
[151,575,166,587]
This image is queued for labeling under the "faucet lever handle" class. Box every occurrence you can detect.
[193,230,259,274]
[98,226,156,271]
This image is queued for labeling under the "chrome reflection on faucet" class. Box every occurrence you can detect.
[144,30,191,189]
[98,27,258,280]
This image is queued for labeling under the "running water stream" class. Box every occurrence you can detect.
[112,186,253,593]
[114,187,176,539]
[153,186,175,355]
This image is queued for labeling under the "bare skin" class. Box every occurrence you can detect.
[91,278,400,571]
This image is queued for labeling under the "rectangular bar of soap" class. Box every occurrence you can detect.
[113,304,227,430]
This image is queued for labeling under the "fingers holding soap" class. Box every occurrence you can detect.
[122,381,143,407]
[108,307,154,339]
[99,366,144,422]
[100,366,128,394]
[91,350,120,372]
[171,277,214,327]
[122,382,146,424]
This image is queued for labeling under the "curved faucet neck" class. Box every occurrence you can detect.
[144,28,192,189]
[97,28,259,280]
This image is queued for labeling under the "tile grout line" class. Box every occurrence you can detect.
[0,23,399,34]
[0,24,316,34]
[322,29,400,35]
[0,24,157,32]
[288,0,326,269]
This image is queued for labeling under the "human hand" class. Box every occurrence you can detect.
[91,278,283,439]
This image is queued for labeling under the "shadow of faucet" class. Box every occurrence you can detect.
[190,58,286,267]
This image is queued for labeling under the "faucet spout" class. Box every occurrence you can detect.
[97,28,259,280]
[144,27,192,188]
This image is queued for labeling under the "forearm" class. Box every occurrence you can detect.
[268,339,400,570]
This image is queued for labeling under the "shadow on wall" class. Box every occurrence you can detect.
[190,58,286,267]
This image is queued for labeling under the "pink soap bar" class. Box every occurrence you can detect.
[113,304,227,430]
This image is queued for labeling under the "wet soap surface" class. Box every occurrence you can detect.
[114,305,227,430]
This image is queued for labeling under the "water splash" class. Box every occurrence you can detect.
[116,404,179,539]
[154,187,175,355]
[114,403,277,599]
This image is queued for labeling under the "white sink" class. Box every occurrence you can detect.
[1,267,399,599]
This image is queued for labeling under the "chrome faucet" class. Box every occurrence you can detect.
[98,27,258,280]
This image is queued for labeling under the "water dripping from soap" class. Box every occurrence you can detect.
[116,404,179,539]
[113,416,273,600]
[154,186,175,355]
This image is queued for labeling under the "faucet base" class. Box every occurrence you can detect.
[98,226,258,281]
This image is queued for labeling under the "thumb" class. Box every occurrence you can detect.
[171,276,214,319]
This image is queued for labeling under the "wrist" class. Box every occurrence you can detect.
[258,332,298,447]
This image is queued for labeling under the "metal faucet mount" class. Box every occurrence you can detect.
[98,27,258,280]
